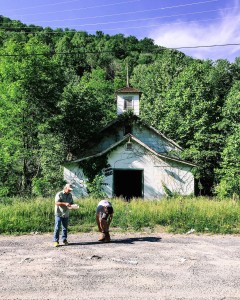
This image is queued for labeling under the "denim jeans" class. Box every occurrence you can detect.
[53,216,69,242]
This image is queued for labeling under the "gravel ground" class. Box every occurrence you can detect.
[0,232,239,300]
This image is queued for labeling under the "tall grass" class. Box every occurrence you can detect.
[0,197,53,234]
[0,196,239,235]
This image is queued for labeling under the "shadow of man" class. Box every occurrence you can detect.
[67,236,162,246]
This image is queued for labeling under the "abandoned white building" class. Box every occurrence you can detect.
[63,86,196,199]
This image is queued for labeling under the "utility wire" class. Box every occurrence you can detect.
[176,42,240,50]
[0,6,233,29]
[2,0,81,11]
[42,7,234,26]
[0,16,230,34]
[4,0,219,19]
[2,0,141,13]
[0,42,240,57]
[87,16,229,32]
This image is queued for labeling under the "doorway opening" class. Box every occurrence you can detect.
[113,169,143,200]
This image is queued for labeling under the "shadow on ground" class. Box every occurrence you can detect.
[64,236,162,246]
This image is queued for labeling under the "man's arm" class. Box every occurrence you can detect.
[96,214,102,232]
[108,214,113,225]
[96,213,109,232]
[55,201,71,207]
[55,192,73,207]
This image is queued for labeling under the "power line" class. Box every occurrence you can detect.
[2,0,140,13]
[0,6,233,29]
[4,0,219,19]
[2,0,80,11]
[87,16,229,32]
[47,7,234,26]
[1,0,142,12]
[0,42,240,58]
[176,42,240,50]
[0,50,113,57]
[0,16,229,35]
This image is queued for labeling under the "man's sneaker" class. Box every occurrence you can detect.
[63,240,69,246]
[54,242,59,247]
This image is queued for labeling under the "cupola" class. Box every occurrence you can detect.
[116,86,141,116]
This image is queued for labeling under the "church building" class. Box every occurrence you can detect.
[63,86,196,199]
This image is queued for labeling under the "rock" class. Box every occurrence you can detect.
[19,257,34,264]
[88,255,102,260]
[186,229,195,234]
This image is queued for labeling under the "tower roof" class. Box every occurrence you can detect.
[115,86,141,94]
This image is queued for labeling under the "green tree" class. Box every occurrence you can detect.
[162,60,234,195]
[58,68,115,156]
[215,80,240,197]
[32,130,66,197]
[131,50,191,127]
[0,36,63,195]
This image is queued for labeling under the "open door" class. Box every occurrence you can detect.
[113,169,143,200]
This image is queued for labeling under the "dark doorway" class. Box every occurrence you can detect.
[113,169,143,200]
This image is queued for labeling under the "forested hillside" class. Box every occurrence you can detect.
[0,16,239,198]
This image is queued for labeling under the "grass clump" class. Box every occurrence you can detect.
[0,196,239,235]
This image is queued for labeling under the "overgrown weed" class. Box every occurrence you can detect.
[0,196,239,234]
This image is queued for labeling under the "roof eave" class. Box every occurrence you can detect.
[71,134,197,167]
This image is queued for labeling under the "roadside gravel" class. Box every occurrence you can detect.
[0,232,239,300]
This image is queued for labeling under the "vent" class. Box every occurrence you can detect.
[126,141,133,151]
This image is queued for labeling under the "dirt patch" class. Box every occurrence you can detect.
[0,232,239,300]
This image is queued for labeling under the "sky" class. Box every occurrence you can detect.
[1,0,240,62]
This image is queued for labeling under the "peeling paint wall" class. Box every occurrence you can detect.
[132,124,181,155]
[63,163,88,199]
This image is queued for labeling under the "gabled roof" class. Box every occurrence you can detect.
[70,114,184,162]
[95,114,183,150]
[72,134,197,167]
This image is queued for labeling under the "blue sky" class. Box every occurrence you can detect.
[1,0,240,61]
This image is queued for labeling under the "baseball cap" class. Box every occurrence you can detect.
[64,184,73,191]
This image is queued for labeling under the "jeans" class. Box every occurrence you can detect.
[53,216,69,242]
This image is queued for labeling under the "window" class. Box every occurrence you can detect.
[124,96,133,111]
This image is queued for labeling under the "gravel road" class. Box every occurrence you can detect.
[0,232,239,300]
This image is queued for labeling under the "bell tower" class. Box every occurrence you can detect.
[116,86,141,116]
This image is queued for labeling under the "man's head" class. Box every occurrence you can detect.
[64,184,73,194]
[104,206,113,215]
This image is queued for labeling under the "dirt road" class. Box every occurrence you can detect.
[0,232,239,300]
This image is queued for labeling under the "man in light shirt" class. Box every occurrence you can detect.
[53,184,74,247]
[96,199,114,242]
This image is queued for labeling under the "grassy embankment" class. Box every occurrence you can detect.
[0,197,239,235]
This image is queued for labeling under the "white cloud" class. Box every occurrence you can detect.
[149,0,240,62]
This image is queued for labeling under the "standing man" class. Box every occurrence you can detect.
[96,199,114,242]
[53,184,74,247]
